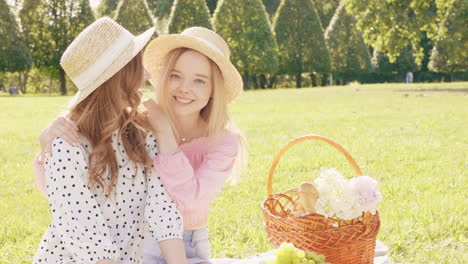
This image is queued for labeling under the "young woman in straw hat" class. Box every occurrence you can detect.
[32,17,187,264]
[34,27,246,264]
[139,27,246,264]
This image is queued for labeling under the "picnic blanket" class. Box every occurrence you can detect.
[212,240,392,264]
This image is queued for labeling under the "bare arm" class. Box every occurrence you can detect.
[33,154,48,197]
[158,239,188,264]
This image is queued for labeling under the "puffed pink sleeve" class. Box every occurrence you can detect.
[33,154,48,197]
[153,131,239,211]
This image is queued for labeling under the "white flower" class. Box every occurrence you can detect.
[313,168,382,221]
[350,176,382,214]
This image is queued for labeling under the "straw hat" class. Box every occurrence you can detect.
[61,17,155,109]
[143,27,243,103]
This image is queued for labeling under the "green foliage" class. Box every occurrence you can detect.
[429,0,468,72]
[0,0,31,73]
[343,0,438,64]
[73,0,96,32]
[19,0,47,68]
[434,0,457,22]
[167,0,212,33]
[19,0,95,94]
[18,0,48,94]
[147,0,174,19]
[312,0,340,29]
[325,5,371,78]
[115,0,154,35]
[96,0,120,18]
[273,0,331,76]
[213,0,278,78]
[26,0,95,69]
[372,46,420,74]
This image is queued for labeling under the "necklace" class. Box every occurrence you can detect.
[179,120,207,144]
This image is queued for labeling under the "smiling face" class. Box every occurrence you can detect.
[167,50,213,117]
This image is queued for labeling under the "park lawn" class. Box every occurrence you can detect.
[0,82,467,264]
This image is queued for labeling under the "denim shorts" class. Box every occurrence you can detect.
[143,228,212,264]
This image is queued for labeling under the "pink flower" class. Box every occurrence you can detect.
[350,176,382,213]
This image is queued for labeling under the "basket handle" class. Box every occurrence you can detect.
[267,135,363,196]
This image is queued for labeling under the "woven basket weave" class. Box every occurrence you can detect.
[262,135,380,264]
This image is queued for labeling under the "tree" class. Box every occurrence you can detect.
[21,0,95,95]
[343,0,437,64]
[372,46,420,82]
[115,0,154,35]
[0,0,32,93]
[97,0,120,18]
[167,0,212,33]
[429,0,468,73]
[325,4,371,84]
[146,0,173,34]
[55,0,95,94]
[19,0,47,93]
[72,0,95,33]
[273,0,331,88]
[147,0,174,19]
[313,0,340,29]
[213,0,278,89]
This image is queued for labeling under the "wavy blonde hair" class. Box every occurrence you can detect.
[68,52,152,194]
[153,48,247,183]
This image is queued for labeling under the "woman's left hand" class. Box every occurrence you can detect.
[142,99,180,155]
[142,99,172,136]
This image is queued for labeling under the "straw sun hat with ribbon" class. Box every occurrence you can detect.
[61,17,155,109]
[143,27,243,103]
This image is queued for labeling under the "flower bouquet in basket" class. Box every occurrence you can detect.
[262,135,382,264]
[294,168,382,222]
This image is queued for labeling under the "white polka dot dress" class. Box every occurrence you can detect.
[33,132,183,264]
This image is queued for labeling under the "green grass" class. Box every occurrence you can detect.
[1,82,467,264]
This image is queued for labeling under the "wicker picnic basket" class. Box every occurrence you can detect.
[262,135,380,264]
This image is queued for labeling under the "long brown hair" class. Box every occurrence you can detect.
[68,52,152,194]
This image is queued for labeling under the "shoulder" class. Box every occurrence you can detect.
[45,137,87,169]
[46,137,83,158]
[217,130,240,145]
[210,130,241,155]
[50,137,84,156]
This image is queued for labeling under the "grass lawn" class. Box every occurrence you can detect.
[0,82,467,264]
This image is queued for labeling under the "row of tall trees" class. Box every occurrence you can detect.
[2,0,94,94]
[343,0,467,73]
[1,0,466,94]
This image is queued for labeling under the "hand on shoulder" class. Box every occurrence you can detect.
[39,116,81,160]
